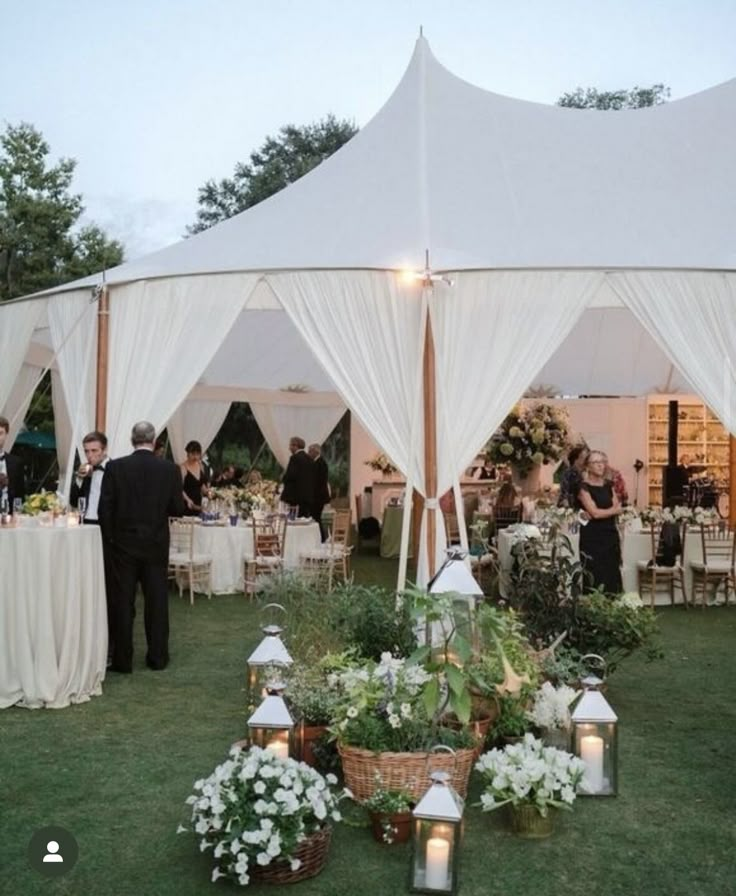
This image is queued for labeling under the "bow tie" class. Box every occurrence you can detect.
[93,464,105,472]
[0,453,5,461]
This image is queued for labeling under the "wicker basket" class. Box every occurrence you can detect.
[338,744,476,802]
[252,826,332,885]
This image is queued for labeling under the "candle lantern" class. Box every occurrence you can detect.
[409,757,463,895]
[571,685,618,797]
[246,603,293,700]
[247,681,295,760]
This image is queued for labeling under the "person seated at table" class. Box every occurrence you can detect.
[557,445,589,510]
[577,450,623,595]
[213,464,236,486]
[180,440,211,516]
[493,482,522,531]
[246,469,263,485]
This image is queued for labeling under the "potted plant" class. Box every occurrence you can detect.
[475,733,586,838]
[362,777,415,845]
[284,662,341,770]
[181,744,348,886]
[525,681,579,751]
[493,692,533,744]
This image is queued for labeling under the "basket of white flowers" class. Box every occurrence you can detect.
[182,745,348,886]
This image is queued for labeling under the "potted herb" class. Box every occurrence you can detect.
[362,777,415,844]
[284,663,341,769]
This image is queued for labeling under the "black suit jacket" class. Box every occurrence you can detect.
[70,460,108,511]
[313,455,330,505]
[98,449,184,563]
[281,450,316,508]
[2,453,26,506]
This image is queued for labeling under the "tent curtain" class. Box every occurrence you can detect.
[166,399,232,465]
[250,401,346,469]
[3,364,44,451]
[105,274,258,457]
[609,271,736,433]
[431,270,604,497]
[266,271,426,487]
[0,300,45,416]
[51,369,73,479]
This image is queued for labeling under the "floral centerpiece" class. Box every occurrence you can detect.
[486,403,570,478]
[364,452,398,477]
[182,745,347,887]
[22,490,64,516]
[209,480,279,517]
[526,682,579,749]
[475,733,586,837]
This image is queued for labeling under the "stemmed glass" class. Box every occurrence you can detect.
[13,498,22,517]
[78,496,87,523]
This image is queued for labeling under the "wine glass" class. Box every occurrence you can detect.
[13,498,22,517]
[78,496,87,522]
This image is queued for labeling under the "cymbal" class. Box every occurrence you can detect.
[688,464,707,473]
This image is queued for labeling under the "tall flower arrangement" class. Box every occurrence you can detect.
[487,403,570,477]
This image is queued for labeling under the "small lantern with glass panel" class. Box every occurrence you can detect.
[247,679,295,760]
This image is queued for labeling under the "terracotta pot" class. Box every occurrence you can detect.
[369,810,413,845]
[507,804,554,839]
[299,723,329,767]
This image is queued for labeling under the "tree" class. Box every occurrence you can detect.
[188,114,357,233]
[557,84,670,110]
[0,122,124,302]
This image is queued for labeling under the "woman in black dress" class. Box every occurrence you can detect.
[577,450,623,595]
[180,440,210,516]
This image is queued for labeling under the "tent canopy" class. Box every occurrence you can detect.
[3,36,735,583]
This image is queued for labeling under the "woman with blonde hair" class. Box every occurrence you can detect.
[577,450,623,594]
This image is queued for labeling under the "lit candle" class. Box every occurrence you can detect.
[425,836,450,890]
[580,735,604,792]
[267,738,289,760]
[67,513,79,527]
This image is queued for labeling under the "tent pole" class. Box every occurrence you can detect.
[95,285,109,433]
[423,309,437,577]
[730,436,736,528]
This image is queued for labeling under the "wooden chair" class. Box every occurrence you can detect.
[168,517,213,605]
[298,509,353,591]
[493,506,522,533]
[244,514,287,596]
[689,523,735,608]
[636,521,688,608]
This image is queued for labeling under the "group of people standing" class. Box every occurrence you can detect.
[558,445,626,596]
[280,437,331,540]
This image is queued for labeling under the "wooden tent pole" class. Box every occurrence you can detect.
[423,309,438,577]
[95,286,109,432]
[729,435,736,528]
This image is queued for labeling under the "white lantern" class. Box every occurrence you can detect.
[247,681,295,759]
[409,770,463,895]
[246,603,293,699]
[571,688,618,796]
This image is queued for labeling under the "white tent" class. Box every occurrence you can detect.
[2,36,736,584]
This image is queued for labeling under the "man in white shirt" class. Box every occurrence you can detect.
[71,431,109,524]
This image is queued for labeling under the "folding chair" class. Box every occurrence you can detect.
[168,517,213,605]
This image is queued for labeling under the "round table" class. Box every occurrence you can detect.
[0,524,107,709]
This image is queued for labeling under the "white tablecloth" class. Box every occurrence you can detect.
[192,520,321,593]
[0,525,107,709]
[498,528,700,604]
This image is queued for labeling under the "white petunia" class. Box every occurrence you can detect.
[253,780,266,795]
[256,852,271,866]
[290,859,302,871]
[211,867,224,882]
[195,819,209,835]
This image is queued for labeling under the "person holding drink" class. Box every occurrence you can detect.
[71,431,110,524]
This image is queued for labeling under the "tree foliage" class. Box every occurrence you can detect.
[0,122,124,302]
[188,114,357,233]
[557,84,670,110]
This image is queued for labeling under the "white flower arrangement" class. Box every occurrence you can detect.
[617,591,644,610]
[182,745,348,887]
[526,682,579,732]
[635,505,719,526]
[475,733,586,817]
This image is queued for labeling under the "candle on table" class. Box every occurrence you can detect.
[580,734,604,792]
[425,835,450,890]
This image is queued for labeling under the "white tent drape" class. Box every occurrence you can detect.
[267,271,426,486]
[3,364,44,451]
[250,401,346,469]
[432,271,604,496]
[105,274,258,457]
[610,271,736,433]
[0,300,45,416]
[166,399,232,465]
[51,370,73,478]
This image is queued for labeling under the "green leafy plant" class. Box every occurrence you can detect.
[493,692,534,740]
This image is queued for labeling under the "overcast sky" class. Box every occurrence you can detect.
[2,0,734,258]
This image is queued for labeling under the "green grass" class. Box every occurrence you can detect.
[2,551,735,896]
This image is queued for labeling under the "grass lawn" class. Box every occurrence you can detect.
[2,548,735,896]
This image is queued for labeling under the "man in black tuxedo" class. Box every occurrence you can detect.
[98,421,184,673]
[280,436,315,518]
[308,442,331,541]
[0,415,26,510]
